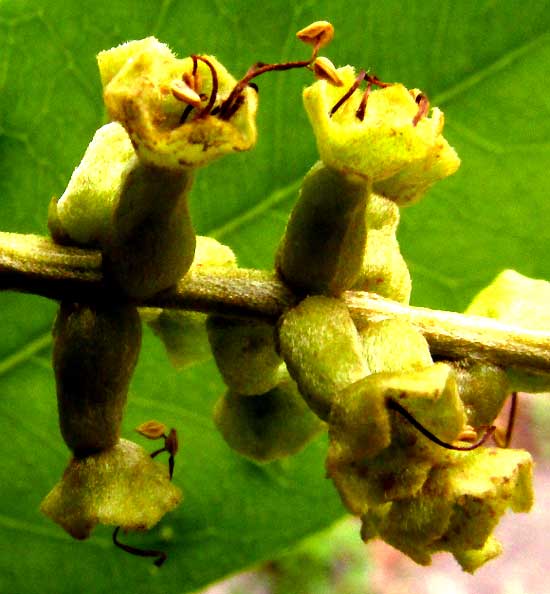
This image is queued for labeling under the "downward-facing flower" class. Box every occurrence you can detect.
[98,37,258,169]
[303,66,460,204]
[41,439,182,540]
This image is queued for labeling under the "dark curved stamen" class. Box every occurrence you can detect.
[219,56,314,120]
[330,69,366,117]
[365,73,391,88]
[149,428,178,480]
[355,82,372,121]
[496,391,519,448]
[112,526,167,567]
[412,93,430,126]
[387,398,496,451]
[179,104,194,125]
[192,55,218,117]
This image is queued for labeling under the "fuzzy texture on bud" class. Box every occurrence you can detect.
[41,439,182,540]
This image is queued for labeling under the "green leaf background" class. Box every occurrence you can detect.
[0,1,548,592]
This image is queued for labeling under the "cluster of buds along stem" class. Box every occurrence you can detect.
[38,20,543,574]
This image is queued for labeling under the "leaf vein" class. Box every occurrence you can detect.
[206,177,300,240]
[433,29,550,106]
[0,332,52,378]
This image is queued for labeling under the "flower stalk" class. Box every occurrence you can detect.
[2,231,550,379]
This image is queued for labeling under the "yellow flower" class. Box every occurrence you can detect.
[98,37,258,169]
[303,66,460,204]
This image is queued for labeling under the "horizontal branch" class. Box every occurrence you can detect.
[2,232,550,376]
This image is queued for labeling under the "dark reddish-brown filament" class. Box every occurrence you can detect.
[412,93,430,126]
[112,527,167,567]
[387,398,496,451]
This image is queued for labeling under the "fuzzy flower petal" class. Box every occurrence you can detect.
[303,66,460,204]
[41,439,182,540]
[98,37,258,169]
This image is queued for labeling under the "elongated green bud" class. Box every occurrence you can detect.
[53,122,137,246]
[278,295,368,420]
[450,360,510,427]
[213,376,324,462]
[103,164,196,299]
[359,318,433,374]
[207,316,284,395]
[352,193,411,303]
[53,302,142,457]
[276,161,369,296]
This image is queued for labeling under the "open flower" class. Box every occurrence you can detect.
[303,66,460,204]
[40,439,182,540]
[98,37,258,169]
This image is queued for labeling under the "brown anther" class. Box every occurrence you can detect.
[183,70,202,93]
[296,21,334,49]
[412,93,430,126]
[457,425,479,443]
[170,79,202,108]
[312,56,343,86]
[136,420,167,440]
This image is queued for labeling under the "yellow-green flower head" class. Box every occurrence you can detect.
[98,37,258,169]
[303,66,460,205]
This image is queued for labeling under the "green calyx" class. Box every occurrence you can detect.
[352,193,411,303]
[99,37,258,170]
[278,295,368,420]
[41,439,182,540]
[207,316,284,396]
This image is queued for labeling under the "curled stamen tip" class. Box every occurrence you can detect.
[170,79,202,107]
[313,57,343,86]
[296,21,334,48]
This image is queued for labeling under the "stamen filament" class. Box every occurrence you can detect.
[387,398,496,451]
[112,526,167,567]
